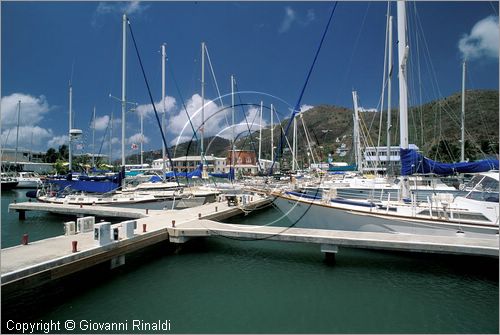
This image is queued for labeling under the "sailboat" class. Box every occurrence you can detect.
[271,1,499,239]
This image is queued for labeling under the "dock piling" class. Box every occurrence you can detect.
[72,241,78,253]
[18,210,26,220]
[21,234,29,245]
[142,223,147,233]
[146,208,149,214]
[172,220,175,227]
[321,244,338,266]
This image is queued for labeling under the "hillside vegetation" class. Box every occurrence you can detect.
[135,90,498,166]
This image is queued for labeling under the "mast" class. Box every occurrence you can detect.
[258,100,263,170]
[109,110,113,165]
[200,41,205,167]
[397,0,410,199]
[15,100,20,164]
[140,109,144,166]
[386,15,393,174]
[162,43,167,174]
[292,114,297,172]
[68,82,73,171]
[30,132,33,162]
[461,60,466,162]
[121,13,127,167]
[270,104,274,166]
[231,75,235,170]
[92,106,96,167]
[352,91,362,171]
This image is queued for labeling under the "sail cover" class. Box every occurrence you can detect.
[209,168,235,180]
[164,163,203,179]
[400,148,499,176]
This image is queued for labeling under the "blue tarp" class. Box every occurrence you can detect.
[400,148,499,176]
[164,164,203,179]
[48,179,120,193]
[209,168,235,180]
[45,168,124,193]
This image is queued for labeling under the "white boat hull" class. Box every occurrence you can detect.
[272,193,499,239]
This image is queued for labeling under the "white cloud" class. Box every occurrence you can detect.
[458,16,499,60]
[168,94,228,144]
[278,7,315,34]
[1,93,51,128]
[1,126,53,150]
[47,135,69,148]
[92,115,110,131]
[299,104,314,113]
[96,1,148,15]
[279,7,296,33]
[128,133,149,145]
[306,9,316,24]
[168,94,269,147]
[136,96,176,118]
[92,1,149,27]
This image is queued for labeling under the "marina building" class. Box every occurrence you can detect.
[152,155,226,173]
[362,144,419,174]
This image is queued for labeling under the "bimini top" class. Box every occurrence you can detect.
[400,148,499,176]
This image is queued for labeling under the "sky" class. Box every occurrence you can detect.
[1,1,498,161]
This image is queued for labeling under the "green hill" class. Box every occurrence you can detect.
[136,89,498,166]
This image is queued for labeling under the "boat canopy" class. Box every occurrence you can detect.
[401,148,499,176]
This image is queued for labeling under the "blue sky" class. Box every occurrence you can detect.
[1,1,498,160]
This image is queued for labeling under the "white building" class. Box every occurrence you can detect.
[152,155,226,173]
[362,144,419,174]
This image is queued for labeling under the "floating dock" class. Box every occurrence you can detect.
[3,196,498,294]
[169,219,499,257]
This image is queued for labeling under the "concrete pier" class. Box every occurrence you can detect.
[9,202,152,219]
[2,196,271,287]
[167,219,499,258]
[3,195,498,294]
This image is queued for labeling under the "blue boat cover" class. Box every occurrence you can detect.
[48,179,120,193]
[400,148,499,176]
[210,168,235,180]
[45,168,124,193]
[165,164,203,179]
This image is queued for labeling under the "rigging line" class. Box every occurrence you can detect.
[412,3,425,149]
[271,1,338,174]
[233,80,264,173]
[300,115,319,165]
[377,1,390,152]
[298,114,317,166]
[336,1,371,104]
[488,1,498,16]
[166,57,199,143]
[96,119,110,165]
[204,44,229,127]
[271,107,295,159]
[127,19,180,186]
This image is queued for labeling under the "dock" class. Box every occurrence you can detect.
[169,219,499,257]
[2,196,270,285]
[3,195,498,294]
[9,201,152,219]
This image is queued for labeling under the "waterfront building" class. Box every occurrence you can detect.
[152,155,226,173]
[362,145,419,175]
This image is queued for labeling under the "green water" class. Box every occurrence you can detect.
[1,192,498,333]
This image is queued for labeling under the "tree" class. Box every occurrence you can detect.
[58,144,69,160]
[44,148,58,163]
